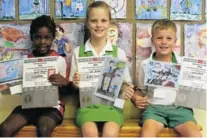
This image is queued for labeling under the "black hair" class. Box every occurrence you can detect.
[30,15,56,41]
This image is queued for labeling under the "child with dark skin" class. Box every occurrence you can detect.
[0,15,72,137]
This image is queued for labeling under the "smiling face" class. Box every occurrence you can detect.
[87,7,110,40]
[32,26,54,56]
[152,28,176,57]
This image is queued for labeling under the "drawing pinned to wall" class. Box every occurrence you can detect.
[0,0,15,20]
[135,0,167,19]
[0,24,31,61]
[107,22,133,78]
[95,0,127,18]
[170,0,202,20]
[184,24,207,59]
[136,23,181,60]
[52,23,85,61]
[19,0,50,20]
[55,0,86,19]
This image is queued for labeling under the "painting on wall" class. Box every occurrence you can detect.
[184,24,207,59]
[0,0,15,20]
[51,23,85,62]
[135,0,167,19]
[0,24,31,61]
[170,0,202,20]
[96,0,127,19]
[55,0,86,19]
[19,0,50,20]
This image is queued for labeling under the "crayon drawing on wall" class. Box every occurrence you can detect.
[96,0,127,19]
[19,0,50,20]
[184,24,207,59]
[135,0,167,19]
[0,0,15,20]
[0,24,31,61]
[170,0,202,20]
[55,0,86,19]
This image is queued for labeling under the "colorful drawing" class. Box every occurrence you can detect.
[95,57,126,101]
[107,22,133,79]
[135,0,167,19]
[136,23,181,60]
[184,24,207,59]
[95,0,127,18]
[170,0,202,20]
[55,0,86,19]
[52,23,84,62]
[0,59,23,84]
[19,0,50,20]
[145,60,181,89]
[0,24,31,61]
[0,0,15,20]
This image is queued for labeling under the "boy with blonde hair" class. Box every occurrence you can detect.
[132,19,201,137]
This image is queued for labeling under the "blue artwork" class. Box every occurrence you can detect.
[170,0,202,20]
[19,0,50,20]
[0,0,15,20]
[55,0,86,19]
[0,59,23,84]
[135,0,167,19]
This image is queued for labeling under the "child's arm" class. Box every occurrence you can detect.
[120,82,134,100]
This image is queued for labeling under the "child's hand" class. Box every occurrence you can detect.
[73,72,80,88]
[132,93,149,109]
[122,84,134,100]
[48,74,68,87]
[0,84,9,91]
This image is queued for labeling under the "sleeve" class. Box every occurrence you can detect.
[57,56,67,78]
[69,48,79,81]
[117,48,132,84]
[136,60,148,94]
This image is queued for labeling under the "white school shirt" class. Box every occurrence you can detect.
[69,39,132,84]
[137,52,181,105]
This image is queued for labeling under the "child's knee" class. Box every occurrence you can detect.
[81,127,98,137]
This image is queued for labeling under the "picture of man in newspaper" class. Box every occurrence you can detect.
[96,58,126,101]
[145,61,180,88]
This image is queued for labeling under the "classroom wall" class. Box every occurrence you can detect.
[0,0,206,136]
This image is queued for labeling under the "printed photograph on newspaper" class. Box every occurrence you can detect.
[144,60,181,89]
[94,57,126,102]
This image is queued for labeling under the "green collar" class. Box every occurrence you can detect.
[152,52,177,63]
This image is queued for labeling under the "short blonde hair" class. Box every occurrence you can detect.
[86,1,111,21]
[151,19,177,38]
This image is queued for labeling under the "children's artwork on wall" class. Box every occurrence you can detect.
[55,0,86,19]
[19,0,50,20]
[52,23,85,62]
[170,0,202,20]
[107,22,133,78]
[0,24,31,61]
[135,0,167,19]
[184,24,207,59]
[0,0,15,20]
[136,23,181,60]
[95,0,127,19]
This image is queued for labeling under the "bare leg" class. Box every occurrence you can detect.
[0,113,28,136]
[102,121,120,137]
[81,122,99,137]
[174,121,202,137]
[141,119,164,137]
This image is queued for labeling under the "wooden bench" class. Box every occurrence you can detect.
[15,119,202,137]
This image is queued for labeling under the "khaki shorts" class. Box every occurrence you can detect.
[140,104,197,128]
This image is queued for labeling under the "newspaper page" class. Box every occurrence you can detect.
[94,57,126,108]
[175,57,207,110]
[144,60,181,89]
[0,59,23,84]
[78,57,110,107]
[22,56,59,109]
